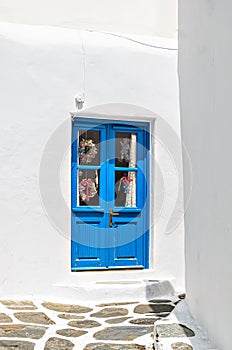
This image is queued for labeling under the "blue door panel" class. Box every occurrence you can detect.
[75,223,101,259]
[71,243,103,269]
[71,211,106,269]
[71,119,150,270]
[112,224,144,267]
[115,223,137,259]
[113,238,144,267]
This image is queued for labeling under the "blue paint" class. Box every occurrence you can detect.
[71,118,150,270]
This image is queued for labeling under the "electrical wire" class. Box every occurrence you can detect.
[79,32,86,99]
[85,29,178,51]
[77,28,177,106]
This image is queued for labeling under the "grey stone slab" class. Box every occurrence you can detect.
[14,312,55,325]
[134,304,174,314]
[44,337,74,350]
[178,294,186,300]
[42,302,92,314]
[94,326,153,341]
[0,300,37,310]
[84,344,145,350]
[56,328,88,337]
[129,318,159,325]
[58,313,85,320]
[96,302,138,307]
[150,312,170,318]
[0,340,35,350]
[96,281,140,285]
[105,317,131,324]
[0,324,47,339]
[91,308,128,318]
[68,320,101,328]
[148,299,172,304]
[171,342,193,350]
[147,280,160,282]
[0,314,12,323]
[156,324,195,338]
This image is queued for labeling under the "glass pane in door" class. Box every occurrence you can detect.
[78,129,100,166]
[115,132,137,168]
[115,171,136,207]
[78,169,100,206]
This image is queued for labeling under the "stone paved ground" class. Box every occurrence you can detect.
[0,297,186,349]
[154,299,219,350]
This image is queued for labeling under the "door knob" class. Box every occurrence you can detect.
[109,209,119,227]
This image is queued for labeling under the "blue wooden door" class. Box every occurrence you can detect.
[71,118,150,270]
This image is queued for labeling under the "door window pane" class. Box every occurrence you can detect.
[115,132,137,168]
[115,171,136,207]
[78,130,100,165]
[78,169,100,206]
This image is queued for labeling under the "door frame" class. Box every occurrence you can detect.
[71,117,151,270]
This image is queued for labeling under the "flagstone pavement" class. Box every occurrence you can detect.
[0,296,193,349]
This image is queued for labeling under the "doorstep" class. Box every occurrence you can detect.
[52,269,178,302]
[53,279,176,303]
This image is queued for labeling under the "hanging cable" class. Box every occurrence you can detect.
[85,29,178,51]
[79,31,86,100]
[74,29,177,112]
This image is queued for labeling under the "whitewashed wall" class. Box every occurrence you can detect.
[0,0,178,38]
[0,23,184,298]
[179,1,232,349]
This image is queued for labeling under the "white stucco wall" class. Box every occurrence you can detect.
[0,23,184,298]
[179,1,232,349]
[0,0,178,38]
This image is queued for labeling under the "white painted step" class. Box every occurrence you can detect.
[53,279,176,302]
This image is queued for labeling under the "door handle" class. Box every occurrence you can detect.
[109,209,119,227]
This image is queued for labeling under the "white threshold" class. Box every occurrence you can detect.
[52,269,177,302]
